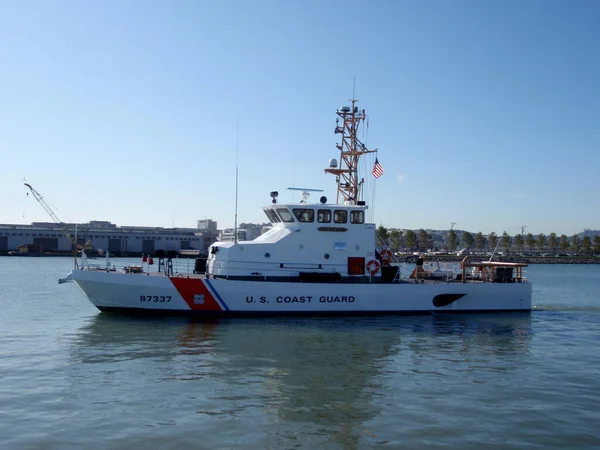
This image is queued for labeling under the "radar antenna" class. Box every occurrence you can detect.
[286,187,324,204]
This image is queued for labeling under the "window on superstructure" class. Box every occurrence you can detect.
[292,208,314,223]
[276,208,295,223]
[264,209,281,223]
[333,210,347,224]
[350,210,364,224]
[317,209,331,223]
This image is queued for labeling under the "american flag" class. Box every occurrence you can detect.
[372,158,384,178]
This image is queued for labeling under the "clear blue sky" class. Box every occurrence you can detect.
[1,0,598,236]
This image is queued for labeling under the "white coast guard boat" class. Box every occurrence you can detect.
[68,99,532,315]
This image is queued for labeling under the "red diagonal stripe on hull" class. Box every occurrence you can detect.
[169,277,222,311]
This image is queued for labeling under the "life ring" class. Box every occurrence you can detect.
[380,249,393,264]
[366,259,380,275]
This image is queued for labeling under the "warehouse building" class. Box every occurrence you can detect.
[0,220,218,256]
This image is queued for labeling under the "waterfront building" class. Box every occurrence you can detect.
[0,220,218,256]
[197,219,217,232]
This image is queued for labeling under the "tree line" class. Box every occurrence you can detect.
[376,227,600,256]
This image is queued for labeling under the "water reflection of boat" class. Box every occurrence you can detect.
[69,314,532,447]
[72,314,532,356]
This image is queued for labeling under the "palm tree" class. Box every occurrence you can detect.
[377,225,390,247]
[559,235,569,253]
[405,229,417,251]
[525,233,536,252]
[548,233,558,255]
[488,232,498,252]
[448,229,459,253]
[501,231,511,254]
[462,231,474,250]
[571,234,581,255]
[390,229,403,252]
[418,229,429,251]
[582,236,592,255]
[536,234,547,254]
[475,232,486,253]
[593,236,600,256]
[513,234,523,253]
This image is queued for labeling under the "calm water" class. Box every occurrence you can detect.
[1,257,599,449]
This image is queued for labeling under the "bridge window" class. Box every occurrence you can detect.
[350,210,364,224]
[292,208,314,223]
[276,208,295,223]
[333,210,347,224]
[263,209,281,223]
[317,209,331,223]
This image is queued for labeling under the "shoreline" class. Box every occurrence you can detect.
[394,255,600,265]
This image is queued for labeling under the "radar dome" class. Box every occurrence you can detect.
[329,158,338,168]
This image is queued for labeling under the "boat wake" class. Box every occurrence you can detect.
[58,274,74,284]
[532,304,600,312]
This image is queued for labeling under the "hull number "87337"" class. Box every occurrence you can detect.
[140,295,171,302]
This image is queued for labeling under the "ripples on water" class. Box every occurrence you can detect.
[1,259,599,449]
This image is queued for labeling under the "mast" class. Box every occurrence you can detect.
[234,116,239,243]
[324,99,377,204]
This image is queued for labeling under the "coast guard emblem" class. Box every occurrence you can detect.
[193,294,205,305]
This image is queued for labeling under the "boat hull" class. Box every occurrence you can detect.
[69,270,532,315]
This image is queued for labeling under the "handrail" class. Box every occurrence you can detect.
[461,256,470,283]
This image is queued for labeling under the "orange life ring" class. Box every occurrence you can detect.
[366,259,380,275]
[380,249,393,263]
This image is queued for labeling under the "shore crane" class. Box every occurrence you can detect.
[24,183,91,261]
